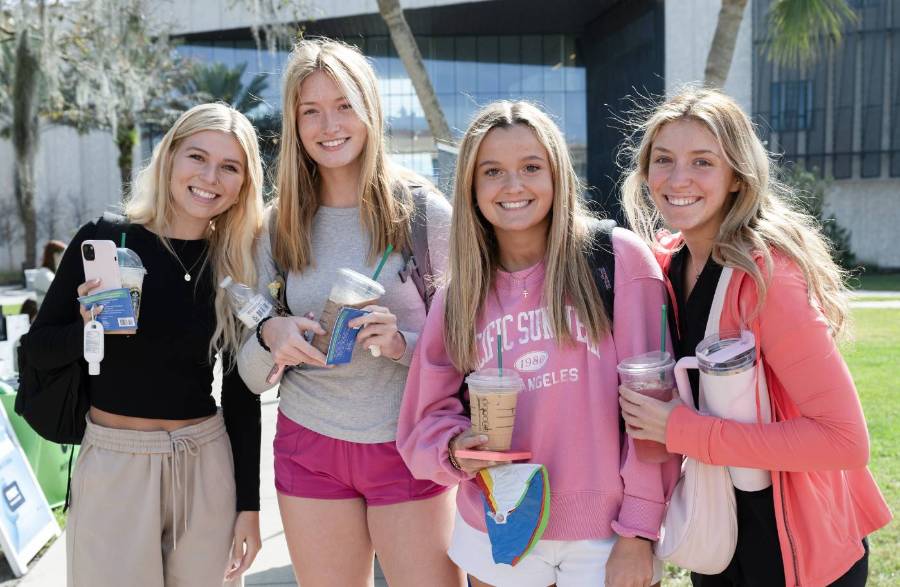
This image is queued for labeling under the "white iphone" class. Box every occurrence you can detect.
[81,240,122,290]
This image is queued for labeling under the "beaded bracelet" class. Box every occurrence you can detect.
[255,315,274,352]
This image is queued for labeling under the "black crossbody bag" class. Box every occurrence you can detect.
[15,214,129,445]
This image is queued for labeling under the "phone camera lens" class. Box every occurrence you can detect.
[82,244,95,261]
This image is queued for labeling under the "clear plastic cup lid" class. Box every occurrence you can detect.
[465,368,523,392]
[332,268,385,302]
[117,247,146,270]
[696,330,755,371]
[617,351,674,375]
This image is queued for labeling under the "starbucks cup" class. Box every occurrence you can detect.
[117,247,146,325]
[618,351,676,463]
[466,368,524,451]
[311,268,386,355]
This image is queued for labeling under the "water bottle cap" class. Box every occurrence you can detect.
[696,330,755,372]
[219,276,233,289]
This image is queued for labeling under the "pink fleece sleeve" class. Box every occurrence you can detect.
[666,257,869,471]
[396,290,475,486]
[609,230,681,540]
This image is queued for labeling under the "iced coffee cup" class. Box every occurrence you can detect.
[617,351,675,463]
[466,368,524,452]
[117,247,146,322]
[113,246,146,335]
[312,268,386,355]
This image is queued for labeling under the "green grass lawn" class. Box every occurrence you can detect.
[854,271,900,292]
[853,296,900,303]
[663,307,899,585]
[843,308,899,586]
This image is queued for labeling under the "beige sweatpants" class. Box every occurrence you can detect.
[66,412,239,587]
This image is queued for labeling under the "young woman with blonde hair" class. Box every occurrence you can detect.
[236,39,459,586]
[618,87,891,586]
[27,102,265,586]
[398,100,678,587]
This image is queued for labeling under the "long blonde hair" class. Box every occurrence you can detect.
[273,38,411,271]
[126,103,265,361]
[444,101,610,372]
[621,87,850,337]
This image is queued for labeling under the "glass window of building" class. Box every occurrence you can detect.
[175,33,587,181]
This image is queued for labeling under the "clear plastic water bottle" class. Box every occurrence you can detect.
[218,276,273,329]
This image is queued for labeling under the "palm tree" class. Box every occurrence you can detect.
[705,0,750,88]
[4,0,182,265]
[11,26,40,268]
[376,0,452,145]
[178,62,269,117]
[705,0,856,87]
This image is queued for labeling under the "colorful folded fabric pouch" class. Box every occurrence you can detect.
[475,463,550,566]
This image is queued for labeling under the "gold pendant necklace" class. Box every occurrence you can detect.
[171,245,207,282]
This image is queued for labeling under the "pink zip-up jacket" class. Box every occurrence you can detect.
[657,234,891,586]
[397,229,679,541]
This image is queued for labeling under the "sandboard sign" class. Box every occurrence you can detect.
[0,400,60,576]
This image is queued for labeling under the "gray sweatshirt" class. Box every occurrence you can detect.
[237,192,451,443]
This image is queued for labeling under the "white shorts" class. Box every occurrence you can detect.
[448,513,662,587]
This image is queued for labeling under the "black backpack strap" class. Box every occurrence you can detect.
[97,212,130,243]
[585,218,616,321]
[399,185,434,312]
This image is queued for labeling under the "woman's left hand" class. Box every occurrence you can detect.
[225,511,261,582]
[605,536,654,587]
[618,385,684,445]
[349,305,406,360]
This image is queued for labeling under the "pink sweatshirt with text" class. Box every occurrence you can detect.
[397,228,679,541]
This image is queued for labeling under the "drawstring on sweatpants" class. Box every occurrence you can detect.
[63,447,76,511]
[170,435,199,550]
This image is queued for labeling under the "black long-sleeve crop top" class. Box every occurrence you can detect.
[28,218,260,511]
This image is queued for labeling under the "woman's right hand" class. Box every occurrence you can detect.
[77,279,104,324]
[450,430,500,474]
[261,315,328,367]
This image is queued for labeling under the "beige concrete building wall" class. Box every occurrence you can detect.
[664,0,753,112]
[825,179,900,269]
[0,126,121,271]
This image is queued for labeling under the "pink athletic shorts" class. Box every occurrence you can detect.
[274,410,447,506]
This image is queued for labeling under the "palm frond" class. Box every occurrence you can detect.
[767,0,858,71]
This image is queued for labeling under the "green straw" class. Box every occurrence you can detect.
[497,334,503,376]
[371,244,394,281]
[660,304,668,354]
[120,233,126,248]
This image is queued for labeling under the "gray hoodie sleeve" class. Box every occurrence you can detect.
[237,208,280,395]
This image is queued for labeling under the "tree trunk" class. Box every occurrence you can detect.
[704,0,750,88]
[377,0,452,144]
[12,30,40,268]
[117,116,137,199]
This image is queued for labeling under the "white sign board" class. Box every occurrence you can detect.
[0,400,60,576]
[0,314,30,380]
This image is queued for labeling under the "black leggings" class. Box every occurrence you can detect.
[691,539,868,587]
[691,487,869,586]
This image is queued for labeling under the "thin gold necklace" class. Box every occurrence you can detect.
[499,260,543,299]
[171,244,207,282]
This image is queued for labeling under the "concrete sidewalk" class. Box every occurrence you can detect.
[19,388,387,586]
